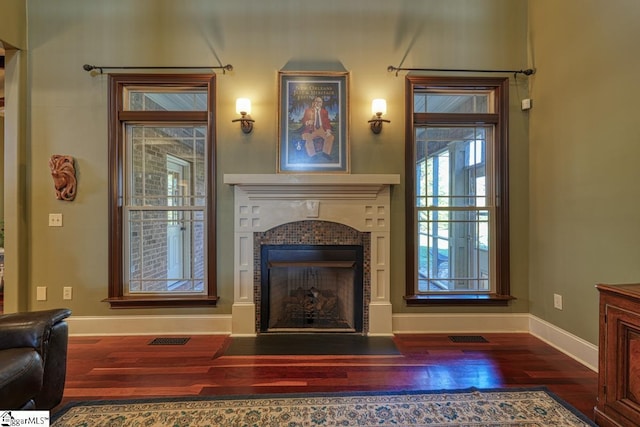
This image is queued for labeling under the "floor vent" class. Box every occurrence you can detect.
[448,335,488,343]
[149,337,190,345]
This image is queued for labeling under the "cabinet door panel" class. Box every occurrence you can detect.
[606,304,640,425]
[629,333,640,403]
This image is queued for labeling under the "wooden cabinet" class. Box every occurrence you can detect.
[595,283,640,427]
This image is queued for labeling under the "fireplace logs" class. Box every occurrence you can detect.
[281,286,339,325]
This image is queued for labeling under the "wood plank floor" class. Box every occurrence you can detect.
[56,333,598,421]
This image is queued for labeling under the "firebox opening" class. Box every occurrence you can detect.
[260,245,364,333]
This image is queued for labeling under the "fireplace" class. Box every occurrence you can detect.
[254,220,370,333]
[224,173,400,336]
[260,244,364,333]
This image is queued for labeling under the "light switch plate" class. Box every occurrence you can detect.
[553,293,563,310]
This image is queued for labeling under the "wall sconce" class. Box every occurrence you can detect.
[368,99,390,134]
[232,98,254,134]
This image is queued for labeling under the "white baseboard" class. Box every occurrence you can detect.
[66,312,598,372]
[392,312,531,333]
[528,315,598,372]
[67,314,232,336]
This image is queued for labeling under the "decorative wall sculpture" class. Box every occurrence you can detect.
[49,155,77,201]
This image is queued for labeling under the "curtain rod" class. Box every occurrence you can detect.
[82,64,233,74]
[387,65,535,77]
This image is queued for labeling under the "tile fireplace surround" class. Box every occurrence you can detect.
[224,174,400,336]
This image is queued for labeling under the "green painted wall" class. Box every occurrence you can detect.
[528,0,640,344]
[18,1,533,322]
[0,0,26,50]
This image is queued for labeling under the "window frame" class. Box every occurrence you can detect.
[404,76,513,306]
[106,74,218,308]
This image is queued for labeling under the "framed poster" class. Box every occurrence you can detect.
[278,71,349,173]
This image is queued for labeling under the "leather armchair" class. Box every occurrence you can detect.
[0,308,71,409]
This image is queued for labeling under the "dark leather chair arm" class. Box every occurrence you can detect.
[0,309,72,409]
[0,309,72,353]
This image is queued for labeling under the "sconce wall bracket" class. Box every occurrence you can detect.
[232,113,255,134]
[368,115,390,134]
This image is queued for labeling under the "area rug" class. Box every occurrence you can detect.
[52,387,596,426]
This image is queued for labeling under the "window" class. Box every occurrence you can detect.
[106,75,217,308]
[405,77,512,305]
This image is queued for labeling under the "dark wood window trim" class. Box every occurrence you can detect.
[105,74,218,308]
[404,76,512,306]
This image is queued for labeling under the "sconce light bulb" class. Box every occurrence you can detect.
[236,98,251,115]
[371,98,387,116]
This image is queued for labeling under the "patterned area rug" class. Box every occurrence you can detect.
[52,387,596,426]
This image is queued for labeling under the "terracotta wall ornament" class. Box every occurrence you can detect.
[49,155,77,201]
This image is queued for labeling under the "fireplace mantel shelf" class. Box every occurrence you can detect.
[224,174,400,198]
[224,174,400,186]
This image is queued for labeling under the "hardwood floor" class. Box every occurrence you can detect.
[57,333,598,421]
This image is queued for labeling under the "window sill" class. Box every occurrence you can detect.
[103,295,219,309]
[404,293,515,306]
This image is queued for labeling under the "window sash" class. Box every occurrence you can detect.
[416,206,493,294]
[413,123,495,294]
[124,87,208,111]
[124,206,206,296]
[414,125,494,206]
[123,121,208,296]
[125,124,207,207]
[413,90,495,114]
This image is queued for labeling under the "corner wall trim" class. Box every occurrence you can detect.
[528,315,598,372]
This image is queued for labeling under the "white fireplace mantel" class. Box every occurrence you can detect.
[224,174,400,337]
[224,174,400,198]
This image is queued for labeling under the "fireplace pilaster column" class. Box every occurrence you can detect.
[231,230,256,336]
[369,230,393,336]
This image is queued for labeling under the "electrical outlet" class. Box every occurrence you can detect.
[63,286,73,300]
[553,293,563,310]
[48,213,63,227]
[36,286,47,301]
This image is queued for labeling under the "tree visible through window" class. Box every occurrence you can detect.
[405,77,512,305]
[106,75,217,308]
